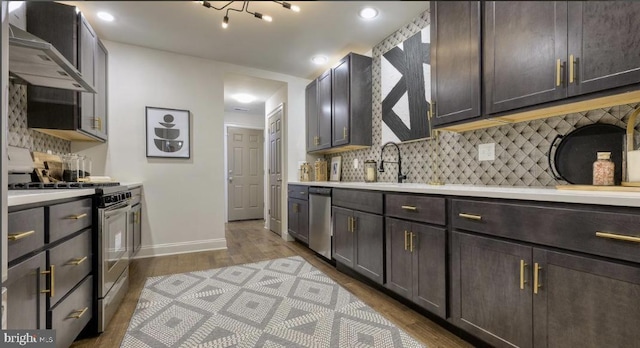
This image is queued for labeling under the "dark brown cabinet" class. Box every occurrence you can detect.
[567,1,640,96]
[287,198,308,243]
[332,206,384,284]
[431,1,482,126]
[306,53,372,154]
[26,2,108,142]
[484,1,568,114]
[385,218,446,318]
[7,196,94,347]
[6,252,47,330]
[331,53,372,149]
[485,1,640,115]
[306,70,332,152]
[452,230,640,348]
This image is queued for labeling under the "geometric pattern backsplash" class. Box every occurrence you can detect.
[8,82,71,154]
[330,9,640,187]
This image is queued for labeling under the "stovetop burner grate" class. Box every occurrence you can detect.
[9,182,121,190]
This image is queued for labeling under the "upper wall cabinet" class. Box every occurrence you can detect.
[25,2,108,142]
[484,1,568,115]
[485,1,640,115]
[431,1,482,127]
[567,1,640,96]
[307,53,372,154]
[306,71,331,152]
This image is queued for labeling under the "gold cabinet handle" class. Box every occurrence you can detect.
[401,205,417,211]
[68,213,87,220]
[459,213,482,221]
[404,230,408,251]
[429,102,433,119]
[41,265,55,298]
[569,54,575,84]
[352,217,357,232]
[347,216,352,232]
[520,260,527,290]
[343,126,347,139]
[595,231,640,244]
[300,191,306,195]
[68,256,88,266]
[410,232,415,252]
[534,263,542,294]
[556,59,561,87]
[67,307,88,319]
[8,230,35,241]
[93,117,102,130]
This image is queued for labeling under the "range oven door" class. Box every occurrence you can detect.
[99,202,130,297]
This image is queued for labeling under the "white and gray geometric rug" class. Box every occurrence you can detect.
[121,256,425,348]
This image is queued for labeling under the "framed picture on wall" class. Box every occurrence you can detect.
[146,106,191,158]
[330,156,342,181]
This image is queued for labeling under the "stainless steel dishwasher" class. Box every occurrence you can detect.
[308,187,332,260]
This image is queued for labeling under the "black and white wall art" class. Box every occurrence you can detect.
[381,26,431,143]
[146,106,191,158]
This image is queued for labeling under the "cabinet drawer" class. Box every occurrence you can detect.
[130,187,142,205]
[50,275,92,348]
[385,194,445,225]
[333,189,383,214]
[48,198,92,243]
[8,207,45,263]
[452,199,640,264]
[288,185,308,200]
[48,229,92,307]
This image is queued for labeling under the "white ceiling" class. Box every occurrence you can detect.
[62,1,429,116]
[224,73,286,114]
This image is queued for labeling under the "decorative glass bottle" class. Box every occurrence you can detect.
[593,152,615,186]
[364,160,377,182]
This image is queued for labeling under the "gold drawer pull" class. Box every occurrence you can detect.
[40,265,55,298]
[459,213,482,221]
[404,230,408,251]
[409,232,415,252]
[68,256,88,266]
[67,307,88,319]
[534,263,542,294]
[520,260,527,290]
[595,232,640,244]
[68,213,87,220]
[300,191,306,195]
[401,205,417,211]
[8,230,35,241]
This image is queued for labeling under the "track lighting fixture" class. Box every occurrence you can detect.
[200,1,299,29]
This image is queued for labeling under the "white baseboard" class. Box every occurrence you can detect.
[132,238,227,259]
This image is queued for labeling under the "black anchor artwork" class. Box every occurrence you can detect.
[154,114,183,152]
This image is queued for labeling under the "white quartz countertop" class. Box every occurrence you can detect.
[8,189,96,207]
[288,181,640,208]
[120,182,143,189]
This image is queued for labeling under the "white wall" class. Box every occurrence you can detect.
[73,40,310,257]
[224,111,264,129]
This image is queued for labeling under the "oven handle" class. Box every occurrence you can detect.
[104,205,131,218]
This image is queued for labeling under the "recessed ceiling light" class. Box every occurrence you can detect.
[311,55,328,65]
[8,2,24,13]
[359,7,378,20]
[97,11,115,22]
[233,93,256,103]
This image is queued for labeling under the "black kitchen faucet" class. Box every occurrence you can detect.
[378,141,407,183]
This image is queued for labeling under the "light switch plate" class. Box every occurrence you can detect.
[353,158,359,169]
[478,143,495,161]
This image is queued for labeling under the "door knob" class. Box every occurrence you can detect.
[228,177,233,182]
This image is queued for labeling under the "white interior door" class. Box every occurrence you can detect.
[227,127,264,221]
[268,107,283,235]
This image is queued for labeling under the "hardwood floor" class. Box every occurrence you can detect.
[72,220,472,348]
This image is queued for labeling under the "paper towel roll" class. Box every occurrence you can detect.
[627,150,640,182]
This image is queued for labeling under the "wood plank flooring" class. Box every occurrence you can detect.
[72,220,472,348]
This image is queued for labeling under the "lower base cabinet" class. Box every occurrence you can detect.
[287,198,308,243]
[333,206,384,284]
[50,276,93,348]
[6,252,47,330]
[451,231,640,348]
[385,218,446,318]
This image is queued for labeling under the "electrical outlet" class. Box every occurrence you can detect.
[353,158,359,169]
[478,143,495,161]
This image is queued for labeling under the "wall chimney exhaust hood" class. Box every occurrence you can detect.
[8,24,96,93]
